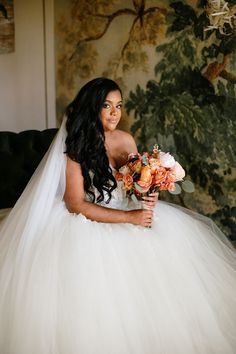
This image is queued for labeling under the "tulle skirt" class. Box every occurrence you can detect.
[0,200,236,354]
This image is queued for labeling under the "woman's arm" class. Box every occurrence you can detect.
[64,157,153,227]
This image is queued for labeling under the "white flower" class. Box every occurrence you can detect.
[172,161,185,181]
[119,165,130,175]
[159,152,175,168]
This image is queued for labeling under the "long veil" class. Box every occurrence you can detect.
[0,118,67,268]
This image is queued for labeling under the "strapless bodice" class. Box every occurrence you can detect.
[87,165,140,210]
[89,180,128,209]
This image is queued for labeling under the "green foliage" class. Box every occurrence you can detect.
[168,1,210,40]
[211,206,236,242]
[126,1,236,240]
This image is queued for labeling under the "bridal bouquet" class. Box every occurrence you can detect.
[115,145,186,200]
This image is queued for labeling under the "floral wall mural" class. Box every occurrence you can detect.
[0,0,14,54]
[55,0,236,242]
[55,0,167,129]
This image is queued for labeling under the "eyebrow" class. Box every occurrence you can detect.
[104,99,123,103]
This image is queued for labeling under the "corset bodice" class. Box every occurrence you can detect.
[86,166,140,210]
[88,180,128,210]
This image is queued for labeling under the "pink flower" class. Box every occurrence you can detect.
[159,152,175,168]
[149,158,160,174]
[128,153,140,160]
[171,161,185,181]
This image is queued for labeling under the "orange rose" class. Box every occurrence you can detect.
[136,166,152,192]
[158,171,176,191]
[153,167,168,185]
[136,180,152,193]
[159,182,175,191]
[123,174,133,190]
[115,172,124,182]
[139,165,152,184]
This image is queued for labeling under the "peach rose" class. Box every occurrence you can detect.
[123,174,133,190]
[136,181,151,193]
[153,167,168,185]
[159,182,175,191]
[157,170,176,191]
[149,158,160,174]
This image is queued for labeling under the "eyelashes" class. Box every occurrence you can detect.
[102,102,123,109]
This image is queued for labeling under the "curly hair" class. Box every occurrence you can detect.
[65,77,122,203]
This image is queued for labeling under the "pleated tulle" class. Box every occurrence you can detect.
[0,199,236,354]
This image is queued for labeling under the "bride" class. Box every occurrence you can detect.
[0,77,235,354]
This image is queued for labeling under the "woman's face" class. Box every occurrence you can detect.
[100,90,122,132]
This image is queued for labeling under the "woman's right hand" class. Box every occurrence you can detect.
[126,209,154,227]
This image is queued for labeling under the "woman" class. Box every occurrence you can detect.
[0,78,235,354]
[64,78,156,226]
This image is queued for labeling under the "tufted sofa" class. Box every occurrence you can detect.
[0,128,58,216]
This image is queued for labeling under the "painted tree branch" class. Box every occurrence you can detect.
[203,54,230,80]
[69,9,137,62]
[132,0,145,14]
[69,3,167,66]
[96,8,137,19]
[113,5,167,76]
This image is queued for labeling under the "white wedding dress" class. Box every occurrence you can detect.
[0,120,236,354]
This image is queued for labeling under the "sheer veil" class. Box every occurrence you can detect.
[0,118,67,266]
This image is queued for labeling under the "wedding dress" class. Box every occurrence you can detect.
[0,119,236,354]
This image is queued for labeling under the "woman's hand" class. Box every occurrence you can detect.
[126,209,154,227]
[142,192,159,210]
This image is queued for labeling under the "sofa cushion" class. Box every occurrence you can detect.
[0,129,58,208]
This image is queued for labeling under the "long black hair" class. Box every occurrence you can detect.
[65,77,122,203]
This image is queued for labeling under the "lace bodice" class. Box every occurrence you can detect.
[94,180,128,209]
[86,166,140,210]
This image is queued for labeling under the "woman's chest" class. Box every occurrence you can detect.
[106,142,129,170]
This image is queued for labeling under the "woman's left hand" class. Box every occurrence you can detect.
[142,192,159,210]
